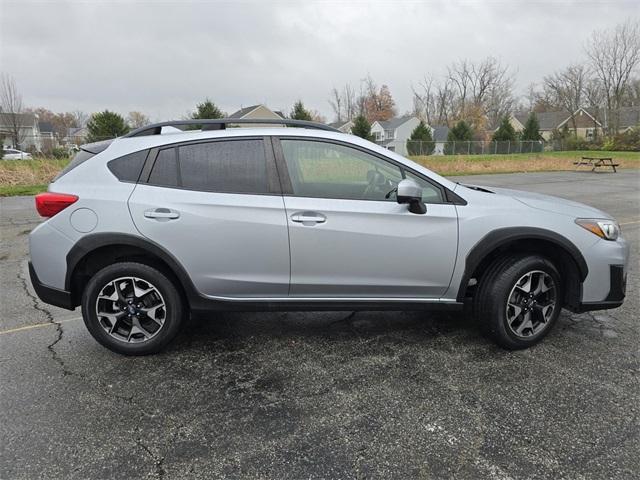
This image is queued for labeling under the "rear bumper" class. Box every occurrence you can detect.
[575,264,626,313]
[28,262,74,310]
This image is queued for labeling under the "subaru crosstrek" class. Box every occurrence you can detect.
[28,119,629,355]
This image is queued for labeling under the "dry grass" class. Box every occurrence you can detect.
[409,151,640,176]
[0,158,69,187]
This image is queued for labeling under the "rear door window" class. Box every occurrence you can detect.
[178,140,268,194]
[146,139,269,194]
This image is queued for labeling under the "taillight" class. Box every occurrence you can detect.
[35,192,79,217]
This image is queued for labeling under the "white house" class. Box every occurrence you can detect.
[370,116,421,156]
[0,112,42,152]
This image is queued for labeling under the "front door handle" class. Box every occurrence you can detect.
[144,208,180,220]
[291,211,326,225]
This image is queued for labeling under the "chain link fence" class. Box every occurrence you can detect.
[406,140,546,156]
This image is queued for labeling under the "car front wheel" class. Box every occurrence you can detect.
[475,255,563,349]
[81,262,184,355]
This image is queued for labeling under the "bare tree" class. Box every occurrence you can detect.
[328,84,358,122]
[543,64,587,134]
[622,77,640,106]
[328,87,343,122]
[0,73,26,148]
[412,76,436,124]
[583,77,606,108]
[585,20,640,133]
[444,57,514,129]
[127,111,150,129]
[71,110,89,129]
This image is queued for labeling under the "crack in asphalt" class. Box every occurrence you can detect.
[135,438,166,479]
[17,267,73,376]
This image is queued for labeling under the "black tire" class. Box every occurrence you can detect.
[474,255,563,350]
[81,262,184,355]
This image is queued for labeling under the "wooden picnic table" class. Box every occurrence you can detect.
[573,156,619,173]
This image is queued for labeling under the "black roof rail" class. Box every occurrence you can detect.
[122,118,340,138]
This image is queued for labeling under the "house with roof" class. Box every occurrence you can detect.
[616,106,640,133]
[328,119,354,134]
[227,104,285,127]
[64,126,88,147]
[38,121,57,152]
[0,112,42,152]
[509,106,639,141]
[370,116,421,155]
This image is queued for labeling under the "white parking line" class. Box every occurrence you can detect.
[0,317,82,336]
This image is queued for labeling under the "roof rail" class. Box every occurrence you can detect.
[122,118,340,138]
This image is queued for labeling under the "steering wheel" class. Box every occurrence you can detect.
[363,170,387,198]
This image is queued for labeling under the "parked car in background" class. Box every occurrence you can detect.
[28,119,629,355]
[2,148,32,160]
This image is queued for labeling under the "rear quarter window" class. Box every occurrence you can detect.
[108,150,149,182]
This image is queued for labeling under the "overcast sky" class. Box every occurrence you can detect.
[1,0,638,122]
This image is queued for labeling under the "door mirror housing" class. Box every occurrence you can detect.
[396,178,426,214]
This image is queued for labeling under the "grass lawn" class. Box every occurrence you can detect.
[0,158,69,196]
[409,150,640,176]
[0,151,638,197]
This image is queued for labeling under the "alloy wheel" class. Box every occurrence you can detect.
[505,270,557,338]
[95,276,166,343]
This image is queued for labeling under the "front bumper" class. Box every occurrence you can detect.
[575,264,627,312]
[28,262,74,310]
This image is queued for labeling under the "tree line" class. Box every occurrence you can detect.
[1,20,637,150]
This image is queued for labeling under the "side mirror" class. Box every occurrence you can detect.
[396,178,427,214]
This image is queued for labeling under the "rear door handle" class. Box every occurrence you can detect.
[144,208,180,220]
[291,211,326,225]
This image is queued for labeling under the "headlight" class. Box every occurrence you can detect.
[575,218,620,241]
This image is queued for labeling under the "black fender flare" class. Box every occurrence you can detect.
[456,227,589,302]
[65,232,200,304]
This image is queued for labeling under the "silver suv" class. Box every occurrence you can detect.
[29,119,629,355]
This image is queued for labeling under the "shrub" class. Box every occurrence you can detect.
[51,146,69,159]
[608,128,640,151]
[564,136,602,151]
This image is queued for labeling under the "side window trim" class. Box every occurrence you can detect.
[139,136,282,195]
[272,136,449,204]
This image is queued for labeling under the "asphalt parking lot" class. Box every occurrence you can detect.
[1,170,638,479]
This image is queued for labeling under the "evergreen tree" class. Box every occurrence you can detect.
[447,120,474,141]
[521,112,541,141]
[191,99,224,120]
[86,110,129,142]
[492,116,517,142]
[406,120,434,155]
[351,114,373,140]
[289,100,313,121]
[445,120,474,154]
[188,99,224,129]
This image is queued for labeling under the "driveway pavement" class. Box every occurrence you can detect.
[1,170,638,479]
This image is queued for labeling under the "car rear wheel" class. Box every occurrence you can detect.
[81,262,184,355]
[474,255,562,349]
